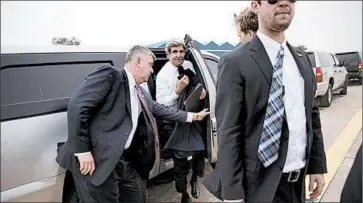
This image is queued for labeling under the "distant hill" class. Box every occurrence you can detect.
[148,40,238,52]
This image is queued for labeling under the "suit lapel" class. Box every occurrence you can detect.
[249,36,274,86]
[120,68,132,116]
[287,43,312,108]
[287,43,309,83]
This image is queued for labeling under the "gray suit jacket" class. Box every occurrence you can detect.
[203,36,327,202]
[56,65,188,186]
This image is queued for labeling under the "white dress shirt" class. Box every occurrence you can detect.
[125,68,193,148]
[156,60,194,107]
[124,68,142,149]
[75,68,194,156]
[257,31,307,172]
[140,82,150,95]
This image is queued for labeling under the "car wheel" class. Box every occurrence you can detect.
[320,84,332,107]
[340,77,348,95]
[359,77,362,85]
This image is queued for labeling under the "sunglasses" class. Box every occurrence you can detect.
[267,0,296,4]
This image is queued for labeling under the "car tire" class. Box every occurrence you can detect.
[340,77,348,95]
[320,84,332,107]
[359,77,362,85]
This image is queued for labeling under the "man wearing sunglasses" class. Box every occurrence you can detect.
[212,0,327,202]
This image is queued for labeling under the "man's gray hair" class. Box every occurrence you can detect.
[125,45,156,63]
[165,39,185,55]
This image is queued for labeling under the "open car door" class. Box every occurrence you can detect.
[184,34,218,164]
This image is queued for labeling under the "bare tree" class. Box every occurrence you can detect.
[52,36,81,45]
[297,45,308,51]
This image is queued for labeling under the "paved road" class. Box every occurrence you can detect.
[320,81,362,150]
[147,82,362,202]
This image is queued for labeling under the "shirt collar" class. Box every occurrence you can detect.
[257,31,288,56]
[124,68,137,89]
[166,61,179,73]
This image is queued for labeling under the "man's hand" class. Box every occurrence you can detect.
[193,108,211,121]
[77,153,96,176]
[175,75,189,95]
[199,88,207,100]
[309,174,325,200]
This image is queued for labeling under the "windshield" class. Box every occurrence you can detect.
[335,52,360,62]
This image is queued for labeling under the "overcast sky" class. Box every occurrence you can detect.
[1,1,362,53]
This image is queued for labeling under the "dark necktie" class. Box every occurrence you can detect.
[135,84,159,147]
[178,65,185,77]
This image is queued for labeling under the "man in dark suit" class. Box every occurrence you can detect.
[56,45,210,203]
[340,143,362,203]
[204,1,327,202]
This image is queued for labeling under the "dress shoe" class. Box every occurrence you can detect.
[181,193,192,202]
[190,180,200,199]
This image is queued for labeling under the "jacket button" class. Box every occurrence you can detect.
[279,165,284,170]
[284,135,288,141]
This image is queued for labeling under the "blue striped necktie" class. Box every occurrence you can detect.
[258,46,285,167]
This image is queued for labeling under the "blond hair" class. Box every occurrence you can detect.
[234,7,259,35]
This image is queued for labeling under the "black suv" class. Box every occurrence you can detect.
[335,51,362,85]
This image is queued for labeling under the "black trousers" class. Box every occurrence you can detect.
[72,155,146,203]
[173,152,205,194]
[273,171,305,203]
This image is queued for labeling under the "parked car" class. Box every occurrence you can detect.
[335,51,362,85]
[305,51,348,107]
[0,35,218,202]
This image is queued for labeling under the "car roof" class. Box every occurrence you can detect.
[1,45,135,54]
[335,51,360,55]
[305,50,331,54]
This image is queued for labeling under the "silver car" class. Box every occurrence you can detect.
[1,35,219,202]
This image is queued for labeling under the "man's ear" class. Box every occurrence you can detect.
[251,1,259,13]
[136,57,141,68]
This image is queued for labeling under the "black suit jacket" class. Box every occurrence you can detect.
[340,144,362,203]
[203,36,327,202]
[56,65,189,186]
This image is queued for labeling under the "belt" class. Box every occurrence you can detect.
[284,169,301,182]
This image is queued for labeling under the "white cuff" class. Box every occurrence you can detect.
[74,152,91,156]
[172,91,180,100]
[186,113,194,123]
[223,199,244,202]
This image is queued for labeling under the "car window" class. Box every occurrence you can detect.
[204,58,218,83]
[1,61,111,120]
[306,52,316,68]
[335,52,360,62]
[317,52,335,67]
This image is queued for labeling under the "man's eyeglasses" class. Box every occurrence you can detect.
[267,0,297,4]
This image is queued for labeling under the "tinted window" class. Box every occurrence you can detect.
[335,52,360,62]
[306,52,316,68]
[204,58,218,83]
[1,61,112,120]
[317,52,335,67]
